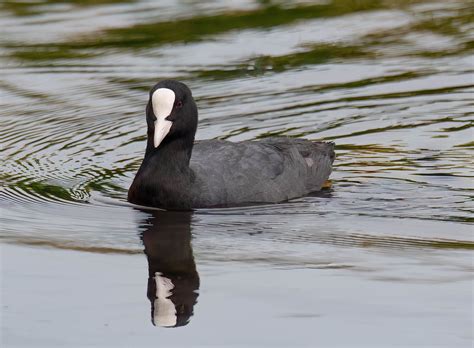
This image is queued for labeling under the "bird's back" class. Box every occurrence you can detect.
[189,138,334,208]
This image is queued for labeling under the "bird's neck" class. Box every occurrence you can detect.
[144,134,194,169]
[129,134,196,208]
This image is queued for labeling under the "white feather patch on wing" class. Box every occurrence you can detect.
[152,88,175,148]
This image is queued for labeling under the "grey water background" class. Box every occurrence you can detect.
[1,0,473,347]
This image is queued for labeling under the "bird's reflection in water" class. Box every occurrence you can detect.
[140,210,199,328]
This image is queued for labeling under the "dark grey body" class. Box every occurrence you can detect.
[129,137,334,209]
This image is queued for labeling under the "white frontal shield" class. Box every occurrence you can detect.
[152,88,175,148]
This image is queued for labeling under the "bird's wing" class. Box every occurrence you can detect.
[190,140,301,206]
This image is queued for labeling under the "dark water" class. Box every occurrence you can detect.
[1,0,473,346]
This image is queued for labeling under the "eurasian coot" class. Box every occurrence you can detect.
[128,80,335,210]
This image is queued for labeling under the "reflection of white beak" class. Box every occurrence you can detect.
[152,88,175,148]
[153,272,177,327]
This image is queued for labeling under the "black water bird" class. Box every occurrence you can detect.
[128,80,335,210]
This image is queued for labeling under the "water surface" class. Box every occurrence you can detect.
[1,0,473,346]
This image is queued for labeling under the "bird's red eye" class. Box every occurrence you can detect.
[176,100,183,108]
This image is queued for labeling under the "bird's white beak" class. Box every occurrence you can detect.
[152,88,175,148]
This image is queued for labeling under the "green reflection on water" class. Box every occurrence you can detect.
[195,44,371,80]
[8,0,472,89]
[12,49,95,61]
[9,0,416,60]
[13,180,76,201]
